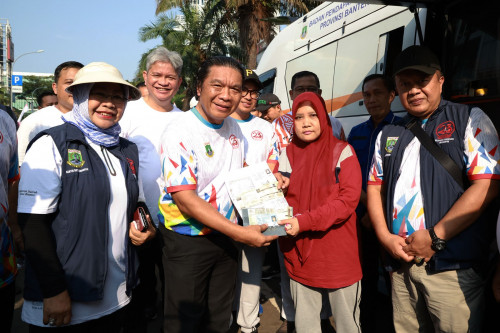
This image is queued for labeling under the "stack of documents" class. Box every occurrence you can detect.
[226,162,292,236]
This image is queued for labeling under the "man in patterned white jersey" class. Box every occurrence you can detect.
[367,45,500,332]
[230,69,281,333]
[158,57,278,332]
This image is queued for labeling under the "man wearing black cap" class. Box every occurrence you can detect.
[367,45,500,332]
[231,69,282,333]
[256,93,283,123]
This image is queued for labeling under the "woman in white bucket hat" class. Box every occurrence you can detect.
[18,62,155,331]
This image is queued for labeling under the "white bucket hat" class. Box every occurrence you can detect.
[66,62,141,100]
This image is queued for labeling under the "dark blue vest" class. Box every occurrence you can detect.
[24,123,140,301]
[379,100,491,271]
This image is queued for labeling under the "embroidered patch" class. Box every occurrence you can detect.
[385,137,398,154]
[251,130,263,141]
[67,149,85,168]
[229,135,240,149]
[435,121,455,139]
[205,142,214,157]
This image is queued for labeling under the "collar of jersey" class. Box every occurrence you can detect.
[190,107,223,129]
[234,114,254,123]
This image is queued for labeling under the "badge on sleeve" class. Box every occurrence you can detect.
[67,149,85,168]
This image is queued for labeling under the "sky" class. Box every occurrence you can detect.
[1,0,176,81]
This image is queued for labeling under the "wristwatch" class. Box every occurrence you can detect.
[429,227,446,252]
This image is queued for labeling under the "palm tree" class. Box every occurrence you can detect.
[138,1,242,109]
[155,0,320,69]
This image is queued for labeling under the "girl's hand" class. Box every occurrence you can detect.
[278,217,300,237]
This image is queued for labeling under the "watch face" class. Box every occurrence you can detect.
[432,239,446,251]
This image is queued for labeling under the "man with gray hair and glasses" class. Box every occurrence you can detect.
[120,46,184,324]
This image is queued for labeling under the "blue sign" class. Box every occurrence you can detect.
[12,75,23,86]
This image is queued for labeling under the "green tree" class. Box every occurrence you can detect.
[139,0,242,109]
[23,76,53,95]
[0,87,9,106]
[155,0,319,69]
[18,75,54,105]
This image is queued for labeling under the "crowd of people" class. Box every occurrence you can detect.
[0,44,499,333]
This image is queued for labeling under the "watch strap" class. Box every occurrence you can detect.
[429,227,446,251]
[429,227,439,241]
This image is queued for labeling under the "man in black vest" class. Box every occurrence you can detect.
[367,45,500,332]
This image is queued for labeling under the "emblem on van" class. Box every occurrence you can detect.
[301,26,307,39]
[67,149,85,168]
[385,137,398,154]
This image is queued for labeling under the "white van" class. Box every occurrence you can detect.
[256,1,500,135]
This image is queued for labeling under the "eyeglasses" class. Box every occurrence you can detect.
[90,91,127,104]
[242,88,260,100]
[293,86,319,94]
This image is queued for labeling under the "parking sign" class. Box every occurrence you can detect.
[12,75,23,86]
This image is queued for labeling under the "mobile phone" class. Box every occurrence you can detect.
[133,206,149,232]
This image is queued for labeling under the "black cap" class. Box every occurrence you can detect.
[244,69,263,90]
[256,93,281,111]
[393,45,441,76]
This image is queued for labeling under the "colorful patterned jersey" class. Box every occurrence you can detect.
[368,108,500,237]
[273,112,294,153]
[158,108,245,236]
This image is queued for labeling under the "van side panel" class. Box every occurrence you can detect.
[257,2,427,135]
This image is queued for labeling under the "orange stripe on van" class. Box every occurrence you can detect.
[326,92,364,112]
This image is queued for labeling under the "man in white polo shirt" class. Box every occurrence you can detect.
[119,46,184,323]
[230,69,280,333]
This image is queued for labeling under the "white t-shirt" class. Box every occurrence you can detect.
[18,135,132,326]
[17,106,67,165]
[369,108,500,237]
[120,98,182,226]
[158,108,245,236]
[233,114,279,167]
